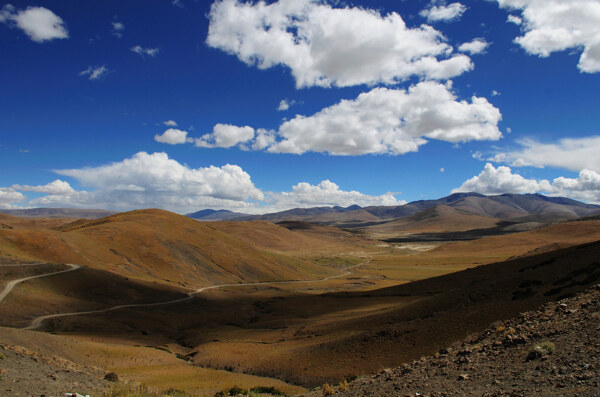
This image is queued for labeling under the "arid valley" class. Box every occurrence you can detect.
[1,193,600,396]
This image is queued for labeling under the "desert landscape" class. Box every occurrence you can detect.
[2,0,600,395]
[1,193,599,396]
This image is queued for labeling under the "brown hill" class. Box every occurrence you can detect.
[211,220,372,253]
[363,205,501,237]
[0,209,351,288]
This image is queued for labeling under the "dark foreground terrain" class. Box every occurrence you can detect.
[306,284,600,396]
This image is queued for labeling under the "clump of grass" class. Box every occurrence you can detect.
[338,380,349,392]
[0,352,5,360]
[527,341,556,360]
[322,383,335,396]
[495,325,506,333]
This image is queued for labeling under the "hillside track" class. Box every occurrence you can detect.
[0,263,81,302]
[22,258,372,330]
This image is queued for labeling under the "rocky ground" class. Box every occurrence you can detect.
[0,342,108,397]
[305,284,600,396]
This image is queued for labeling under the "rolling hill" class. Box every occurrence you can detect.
[0,209,375,289]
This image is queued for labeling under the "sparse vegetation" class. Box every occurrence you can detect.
[214,385,286,396]
[0,352,5,360]
[527,341,556,360]
[322,383,335,396]
[338,380,349,391]
[250,386,286,395]
[102,382,194,397]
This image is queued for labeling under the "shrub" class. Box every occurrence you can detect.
[338,380,349,392]
[322,383,335,396]
[527,341,555,360]
[0,352,5,360]
[249,386,286,395]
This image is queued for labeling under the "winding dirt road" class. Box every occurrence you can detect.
[0,264,81,302]
[1,259,370,330]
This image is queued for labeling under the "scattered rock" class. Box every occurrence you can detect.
[104,371,119,382]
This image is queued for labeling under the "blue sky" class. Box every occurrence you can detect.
[1,0,599,213]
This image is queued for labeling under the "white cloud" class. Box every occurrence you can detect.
[55,152,263,202]
[112,21,124,38]
[0,5,68,42]
[550,169,600,203]
[207,0,473,88]
[452,163,551,195]
[491,90,501,96]
[11,180,75,196]
[22,152,264,212]
[172,0,185,8]
[131,45,159,58]
[496,0,600,73]
[453,163,600,204]
[79,66,109,81]
[154,128,189,145]
[0,188,25,209]
[163,120,178,127]
[419,2,467,22]
[458,38,489,54]
[507,14,522,25]
[3,152,409,213]
[277,99,295,112]
[172,82,501,155]
[194,124,255,148]
[489,136,600,172]
[269,180,404,209]
[267,81,502,155]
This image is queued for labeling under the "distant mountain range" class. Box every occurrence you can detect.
[186,193,600,225]
[0,208,117,219]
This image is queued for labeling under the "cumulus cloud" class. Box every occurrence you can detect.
[458,38,489,55]
[0,5,68,42]
[454,163,600,204]
[55,152,264,204]
[489,136,600,172]
[496,0,600,73]
[170,82,501,155]
[0,188,25,209]
[163,120,178,127]
[269,180,404,209]
[79,66,109,80]
[154,128,190,145]
[550,169,600,203]
[131,45,159,58]
[268,81,502,155]
[452,163,551,195]
[420,2,467,22]
[194,124,255,148]
[11,180,75,196]
[207,0,473,88]
[3,153,409,213]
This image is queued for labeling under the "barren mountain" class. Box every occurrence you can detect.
[0,208,117,219]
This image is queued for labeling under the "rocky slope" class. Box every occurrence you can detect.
[0,342,107,396]
[306,284,600,396]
